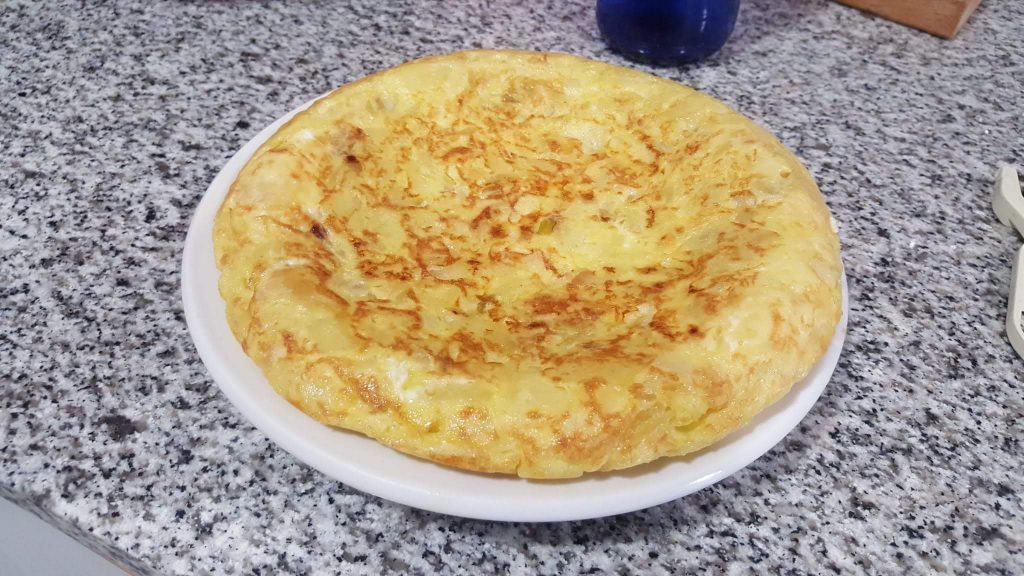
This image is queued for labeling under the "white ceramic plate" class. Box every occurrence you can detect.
[182,94,849,522]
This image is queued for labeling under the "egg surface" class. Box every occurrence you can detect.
[213,50,842,478]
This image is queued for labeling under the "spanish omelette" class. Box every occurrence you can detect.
[213,50,842,479]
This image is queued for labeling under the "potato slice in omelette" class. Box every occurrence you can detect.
[213,50,842,479]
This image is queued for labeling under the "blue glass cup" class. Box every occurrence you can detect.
[597,0,741,65]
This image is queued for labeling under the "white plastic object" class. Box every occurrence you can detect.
[993,165,1024,231]
[992,165,1024,359]
[1009,247,1024,360]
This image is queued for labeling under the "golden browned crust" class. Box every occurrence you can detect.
[213,50,842,478]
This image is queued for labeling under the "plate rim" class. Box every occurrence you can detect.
[181,93,849,522]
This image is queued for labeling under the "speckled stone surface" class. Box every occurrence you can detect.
[1,0,1022,574]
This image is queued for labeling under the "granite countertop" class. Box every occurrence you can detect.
[2,0,1022,573]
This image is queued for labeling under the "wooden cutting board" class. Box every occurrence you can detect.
[834,0,982,38]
